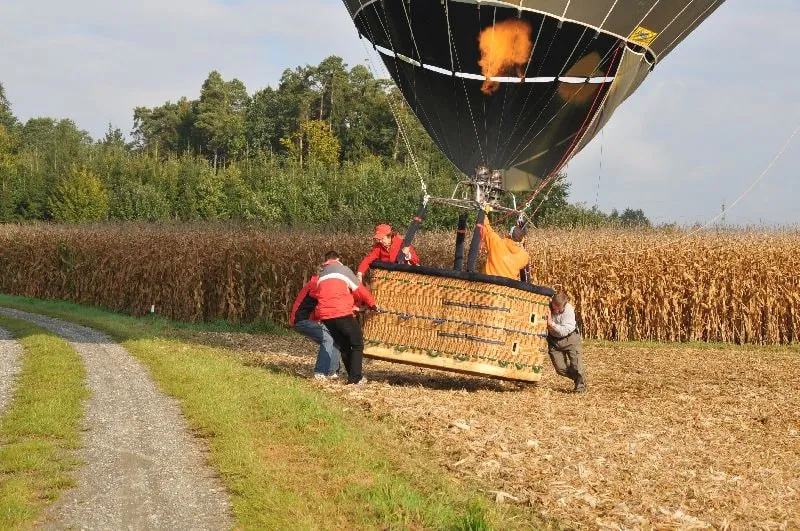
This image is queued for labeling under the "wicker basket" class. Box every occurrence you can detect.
[363,262,555,382]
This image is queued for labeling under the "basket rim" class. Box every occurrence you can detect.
[370,262,556,297]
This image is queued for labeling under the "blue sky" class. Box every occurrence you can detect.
[1,0,798,225]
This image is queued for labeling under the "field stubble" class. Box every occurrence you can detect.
[207,330,800,530]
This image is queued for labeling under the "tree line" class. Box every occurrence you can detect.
[0,56,649,230]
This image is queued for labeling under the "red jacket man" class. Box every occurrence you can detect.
[313,251,376,385]
[314,260,376,320]
[357,224,419,278]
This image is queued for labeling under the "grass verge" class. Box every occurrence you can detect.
[0,313,88,530]
[0,294,549,530]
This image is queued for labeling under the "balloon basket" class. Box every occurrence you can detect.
[362,262,554,383]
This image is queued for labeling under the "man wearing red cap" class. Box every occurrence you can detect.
[357,224,420,280]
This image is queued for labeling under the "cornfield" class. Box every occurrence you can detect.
[0,223,798,345]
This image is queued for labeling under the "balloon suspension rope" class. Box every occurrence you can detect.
[359,38,429,204]
[612,121,800,257]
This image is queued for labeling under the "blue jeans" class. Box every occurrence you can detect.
[293,320,341,376]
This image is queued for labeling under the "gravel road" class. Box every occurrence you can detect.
[0,327,22,414]
[0,308,232,530]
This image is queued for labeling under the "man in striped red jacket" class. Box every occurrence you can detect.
[313,251,377,385]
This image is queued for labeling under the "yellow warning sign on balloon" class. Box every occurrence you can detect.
[628,26,658,47]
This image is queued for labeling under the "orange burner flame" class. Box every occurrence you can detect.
[478,18,533,96]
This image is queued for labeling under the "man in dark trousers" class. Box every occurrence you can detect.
[313,251,377,385]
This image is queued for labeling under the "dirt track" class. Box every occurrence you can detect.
[208,330,800,529]
[0,327,22,414]
[0,309,232,530]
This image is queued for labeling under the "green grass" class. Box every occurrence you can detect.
[0,294,547,530]
[0,314,88,530]
[129,310,289,335]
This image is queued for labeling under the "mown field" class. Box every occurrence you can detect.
[242,331,800,529]
[0,223,798,345]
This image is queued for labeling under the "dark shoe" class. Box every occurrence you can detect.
[572,378,586,393]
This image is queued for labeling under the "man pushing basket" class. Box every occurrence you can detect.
[546,292,586,393]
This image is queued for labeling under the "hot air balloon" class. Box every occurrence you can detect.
[344,0,724,195]
[340,0,725,383]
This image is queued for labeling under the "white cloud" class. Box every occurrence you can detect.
[0,0,364,136]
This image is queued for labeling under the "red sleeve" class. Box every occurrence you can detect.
[407,245,420,266]
[289,279,314,326]
[353,284,376,309]
[353,288,365,307]
[389,235,419,265]
[358,245,382,274]
[310,282,320,299]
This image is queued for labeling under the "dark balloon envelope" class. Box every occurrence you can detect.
[342,0,725,192]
